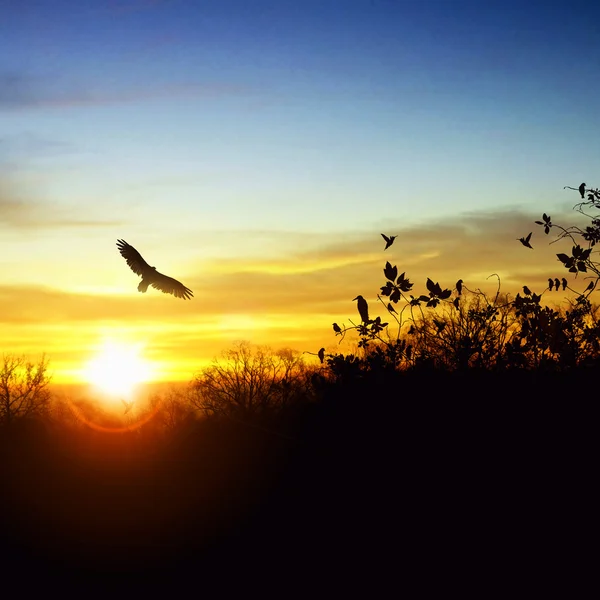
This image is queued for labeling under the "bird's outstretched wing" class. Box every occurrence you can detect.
[117,239,152,277]
[149,271,194,300]
[117,239,194,300]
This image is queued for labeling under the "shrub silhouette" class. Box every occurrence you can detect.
[329,183,600,381]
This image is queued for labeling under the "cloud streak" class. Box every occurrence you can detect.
[0,197,124,230]
[0,71,254,112]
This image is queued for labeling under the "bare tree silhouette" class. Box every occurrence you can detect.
[0,354,51,425]
[116,239,193,299]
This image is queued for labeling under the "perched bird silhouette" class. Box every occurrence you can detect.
[318,348,325,364]
[548,278,554,291]
[518,232,533,249]
[456,279,463,295]
[579,183,586,199]
[554,278,561,291]
[332,322,342,334]
[117,239,193,300]
[122,399,135,415]
[381,234,397,250]
[562,278,568,291]
[523,286,532,296]
[353,295,370,323]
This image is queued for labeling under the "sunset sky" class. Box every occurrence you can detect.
[2,0,600,385]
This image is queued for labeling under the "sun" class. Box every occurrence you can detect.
[83,340,153,398]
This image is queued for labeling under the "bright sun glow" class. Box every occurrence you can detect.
[83,340,153,398]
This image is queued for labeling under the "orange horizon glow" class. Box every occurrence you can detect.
[1,209,592,386]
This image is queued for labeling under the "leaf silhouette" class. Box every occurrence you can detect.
[384,261,398,282]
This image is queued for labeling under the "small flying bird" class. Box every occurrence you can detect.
[523,286,532,296]
[554,278,560,291]
[318,348,325,363]
[562,278,568,291]
[117,239,193,300]
[579,183,586,199]
[381,233,397,250]
[122,399,135,415]
[518,232,533,249]
[333,322,342,334]
[353,295,370,323]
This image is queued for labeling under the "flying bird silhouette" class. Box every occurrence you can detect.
[381,233,397,250]
[353,295,370,323]
[122,399,135,415]
[117,239,193,300]
[318,348,325,363]
[518,232,533,249]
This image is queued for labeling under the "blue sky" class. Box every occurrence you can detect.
[1,0,600,381]
[3,1,599,222]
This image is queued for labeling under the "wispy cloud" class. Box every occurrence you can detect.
[191,207,578,298]
[102,0,171,16]
[0,132,78,161]
[0,70,254,112]
[0,197,124,230]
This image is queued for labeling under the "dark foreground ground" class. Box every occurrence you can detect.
[1,371,596,590]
